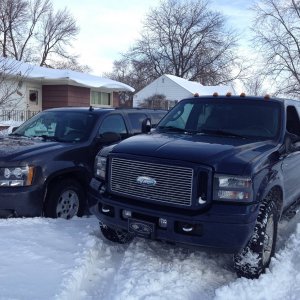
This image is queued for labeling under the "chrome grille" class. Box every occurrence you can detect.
[110,158,193,206]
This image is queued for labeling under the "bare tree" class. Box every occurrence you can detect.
[0,0,86,71]
[104,57,154,94]
[252,0,300,97]
[107,0,245,91]
[0,57,29,113]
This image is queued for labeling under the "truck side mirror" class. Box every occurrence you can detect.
[142,118,151,133]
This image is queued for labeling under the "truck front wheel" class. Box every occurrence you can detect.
[44,179,85,219]
[233,199,278,279]
[100,224,134,244]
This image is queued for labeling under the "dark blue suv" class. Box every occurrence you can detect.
[88,94,300,278]
[0,107,166,219]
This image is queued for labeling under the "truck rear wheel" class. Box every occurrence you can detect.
[233,199,278,279]
[100,224,134,244]
[44,179,85,219]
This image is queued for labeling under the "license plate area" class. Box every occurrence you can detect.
[128,218,155,238]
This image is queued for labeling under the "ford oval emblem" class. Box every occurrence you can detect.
[136,176,157,186]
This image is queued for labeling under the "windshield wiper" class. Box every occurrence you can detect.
[9,132,24,137]
[199,129,247,139]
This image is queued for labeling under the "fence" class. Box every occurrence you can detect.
[0,110,40,122]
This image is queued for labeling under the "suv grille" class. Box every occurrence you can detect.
[110,158,193,206]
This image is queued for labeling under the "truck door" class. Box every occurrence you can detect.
[282,105,300,205]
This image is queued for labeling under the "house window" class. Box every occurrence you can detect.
[91,91,111,106]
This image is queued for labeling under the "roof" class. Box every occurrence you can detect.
[164,74,233,95]
[41,106,167,115]
[164,74,203,93]
[0,57,134,92]
[183,94,288,103]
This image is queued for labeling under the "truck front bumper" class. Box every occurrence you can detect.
[88,179,259,253]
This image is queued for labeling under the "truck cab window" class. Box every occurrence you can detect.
[286,106,300,136]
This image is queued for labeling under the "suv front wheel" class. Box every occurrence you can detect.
[44,179,85,219]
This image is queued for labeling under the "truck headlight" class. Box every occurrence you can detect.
[0,166,34,187]
[94,156,107,180]
[213,174,252,202]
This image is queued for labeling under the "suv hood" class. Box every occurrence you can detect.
[112,133,278,174]
[0,136,68,162]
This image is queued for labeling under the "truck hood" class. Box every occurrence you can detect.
[0,136,68,163]
[112,133,278,174]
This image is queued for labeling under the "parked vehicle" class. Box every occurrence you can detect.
[0,106,166,219]
[89,94,300,278]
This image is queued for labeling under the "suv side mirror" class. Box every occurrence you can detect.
[142,118,151,133]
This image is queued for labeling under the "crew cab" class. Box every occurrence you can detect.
[0,107,166,219]
[89,94,300,278]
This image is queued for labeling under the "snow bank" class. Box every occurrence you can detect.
[0,217,99,300]
[215,223,300,300]
[1,214,300,299]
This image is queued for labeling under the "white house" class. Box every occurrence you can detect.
[133,74,234,107]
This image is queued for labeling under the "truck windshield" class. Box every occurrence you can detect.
[157,98,281,139]
[10,111,98,142]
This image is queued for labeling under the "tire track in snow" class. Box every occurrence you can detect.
[57,228,237,300]
[97,238,236,300]
[55,228,130,300]
[56,210,300,300]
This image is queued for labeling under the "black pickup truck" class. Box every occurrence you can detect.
[89,94,300,278]
[0,107,166,219]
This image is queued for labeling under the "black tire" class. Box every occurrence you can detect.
[100,224,134,244]
[44,179,85,219]
[233,199,278,279]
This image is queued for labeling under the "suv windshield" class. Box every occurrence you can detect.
[11,111,98,142]
[157,98,281,139]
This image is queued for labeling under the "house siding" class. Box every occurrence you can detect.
[42,85,90,109]
[113,92,120,107]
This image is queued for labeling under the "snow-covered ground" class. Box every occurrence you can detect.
[1,211,300,300]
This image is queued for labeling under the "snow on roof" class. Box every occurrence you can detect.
[0,57,135,92]
[164,74,203,93]
[164,74,233,95]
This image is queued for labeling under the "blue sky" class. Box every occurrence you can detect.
[51,0,254,75]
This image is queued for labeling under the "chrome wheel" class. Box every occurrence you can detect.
[56,190,79,219]
[262,214,274,265]
[234,198,278,279]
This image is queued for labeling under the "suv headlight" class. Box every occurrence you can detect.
[0,166,35,187]
[94,156,107,180]
[213,174,252,202]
